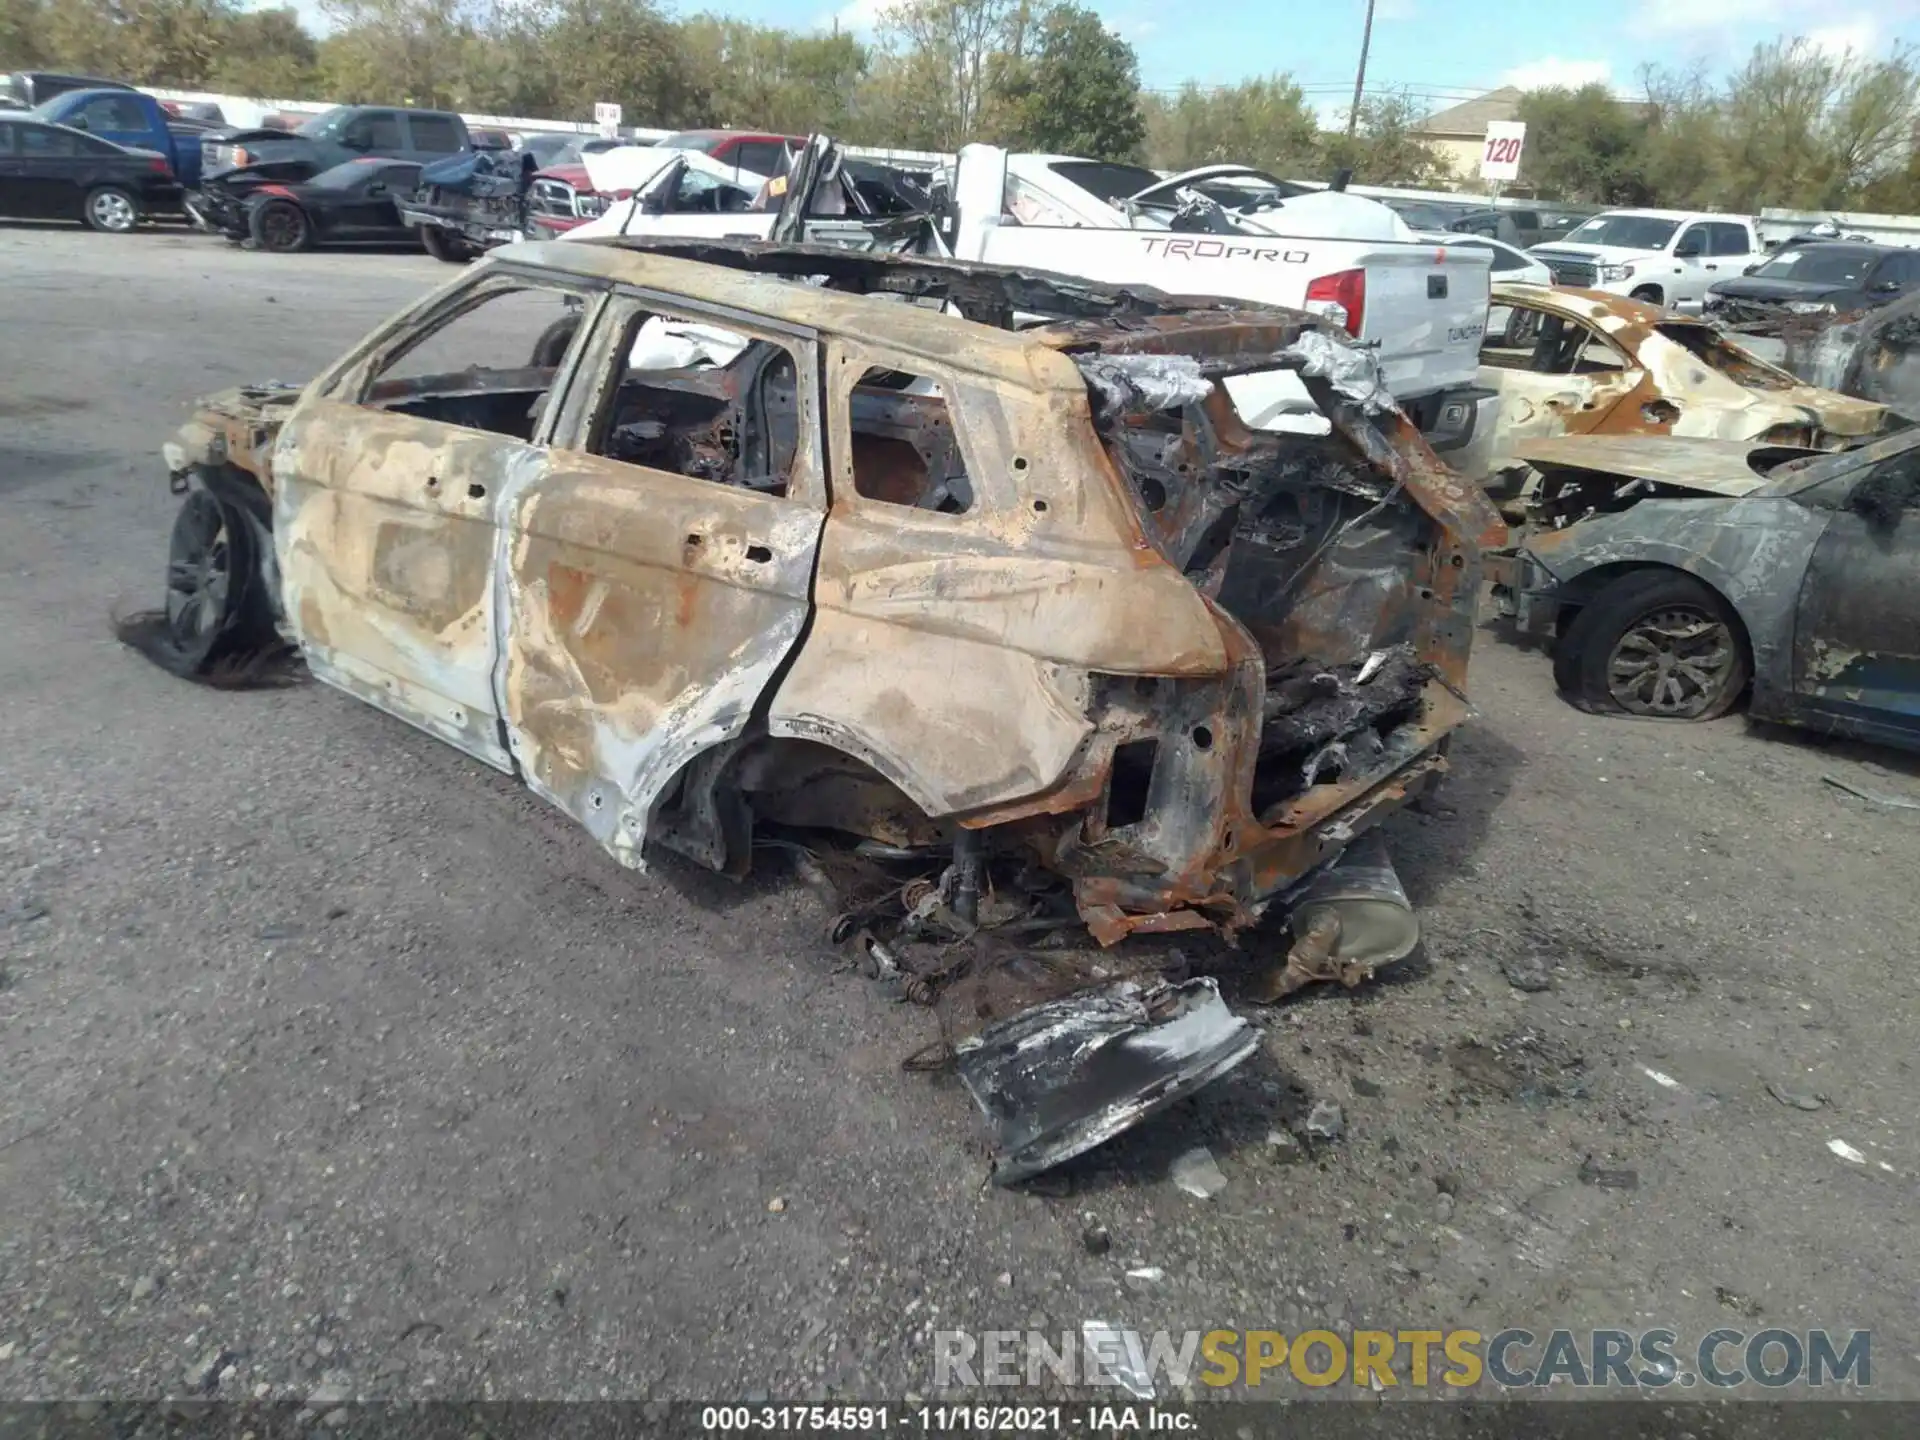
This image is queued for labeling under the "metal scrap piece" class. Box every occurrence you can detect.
[1822,773,1920,811]
[1078,353,1215,415]
[953,977,1258,1185]
[1278,329,1397,413]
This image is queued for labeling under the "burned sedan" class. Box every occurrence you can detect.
[1491,430,1920,745]
[132,242,1501,1173]
[1455,282,1891,500]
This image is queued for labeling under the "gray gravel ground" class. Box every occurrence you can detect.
[2,225,1917,1408]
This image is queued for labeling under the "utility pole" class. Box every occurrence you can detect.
[1347,0,1376,135]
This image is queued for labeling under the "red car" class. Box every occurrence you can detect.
[526,129,800,237]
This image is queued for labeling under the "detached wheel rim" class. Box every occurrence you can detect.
[1605,605,1735,718]
[261,205,302,250]
[165,493,233,646]
[90,190,135,231]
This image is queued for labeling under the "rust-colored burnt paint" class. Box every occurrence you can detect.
[1486,284,1889,453]
[273,401,511,767]
[499,449,822,864]
[195,241,1503,946]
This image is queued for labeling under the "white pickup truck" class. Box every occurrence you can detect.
[1529,209,1763,312]
[570,137,1497,451]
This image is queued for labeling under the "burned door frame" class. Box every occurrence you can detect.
[1788,455,1920,744]
[273,265,609,770]
[489,283,831,869]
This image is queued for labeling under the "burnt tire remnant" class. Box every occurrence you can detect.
[114,488,298,688]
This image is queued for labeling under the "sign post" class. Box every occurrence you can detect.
[594,101,622,140]
[1479,120,1526,188]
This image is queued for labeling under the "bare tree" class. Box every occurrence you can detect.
[874,0,1018,149]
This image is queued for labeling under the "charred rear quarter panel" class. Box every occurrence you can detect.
[768,339,1233,817]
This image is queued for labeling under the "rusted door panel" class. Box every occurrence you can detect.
[274,400,533,770]
[1791,510,1920,736]
[495,459,823,865]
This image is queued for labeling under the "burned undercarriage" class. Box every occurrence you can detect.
[135,239,1501,1179]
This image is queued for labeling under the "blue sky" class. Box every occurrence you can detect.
[277,0,1920,124]
[749,0,1920,122]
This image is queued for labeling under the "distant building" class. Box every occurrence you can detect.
[1416,86,1523,182]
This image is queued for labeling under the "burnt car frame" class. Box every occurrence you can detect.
[1455,282,1891,499]
[1491,430,1920,744]
[144,241,1499,980]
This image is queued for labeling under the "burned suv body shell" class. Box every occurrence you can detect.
[154,241,1500,954]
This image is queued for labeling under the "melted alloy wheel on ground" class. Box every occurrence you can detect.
[165,491,232,644]
[1605,607,1735,717]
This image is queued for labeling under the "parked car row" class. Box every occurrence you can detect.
[10,80,1912,755]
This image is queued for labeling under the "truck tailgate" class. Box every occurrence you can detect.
[972,226,1490,400]
[1358,245,1490,399]
[974,224,1337,310]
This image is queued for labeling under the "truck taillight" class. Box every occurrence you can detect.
[148,156,173,175]
[1304,268,1366,337]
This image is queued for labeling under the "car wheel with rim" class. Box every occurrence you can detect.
[249,199,311,253]
[83,186,138,233]
[419,225,472,263]
[1553,569,1751,721]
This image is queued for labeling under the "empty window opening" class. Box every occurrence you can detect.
[365,285,584,440]
[849,367,972,514]
[1481,307,1626,376]
[590,309,797,496]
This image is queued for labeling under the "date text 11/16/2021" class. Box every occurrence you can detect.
[699,1404,1196,1431]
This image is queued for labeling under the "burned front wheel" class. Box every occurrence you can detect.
[1553,570,1750,720]
[116,488,282,680]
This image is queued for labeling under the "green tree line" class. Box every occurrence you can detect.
[6,0,1916,209]
[0,0,1449,179]
[1518,40,1920,212]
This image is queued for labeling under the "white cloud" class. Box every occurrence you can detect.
[1500,57,1615,91]
[1634,0,1789,36]
[1807,18,1878,58]
[1628,0,1899,46]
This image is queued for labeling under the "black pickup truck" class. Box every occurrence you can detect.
[196,105,469,188]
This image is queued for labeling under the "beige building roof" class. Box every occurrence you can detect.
[1419,86,1524,139]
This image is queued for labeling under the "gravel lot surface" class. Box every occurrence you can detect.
[2,225,1916,1409]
